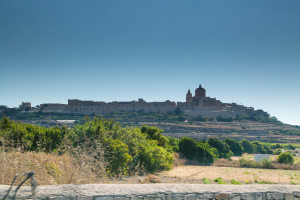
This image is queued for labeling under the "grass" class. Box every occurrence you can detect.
[202,177,210,184]
[231,179,242,185]
[0,139,108,185]
[214,177,226,184]
[258,181,273,184]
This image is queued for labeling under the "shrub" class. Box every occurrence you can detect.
[241,139,255,154]
[252,141,267,154]
[179,137,216,163]
[239,158,274,169]
[214,177,226,184]
[141,125,168,147]
[208,138,233,159]
[179,137,198,160]
[225,138,244,156]
[103,139,132,175]
[277,152,294,164]
[231,179,242,185]
[202,178,210,184]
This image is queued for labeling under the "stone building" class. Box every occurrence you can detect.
[39,84,268,118]
[19,102,31,110]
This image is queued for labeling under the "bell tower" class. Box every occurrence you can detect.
[186,89,192,102]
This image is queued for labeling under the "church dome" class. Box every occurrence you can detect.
[195,84,206,98]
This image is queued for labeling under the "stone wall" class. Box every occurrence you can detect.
[0,184,299,200]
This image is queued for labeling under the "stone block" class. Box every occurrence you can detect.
[172,194,183,200]
[185,194,199,200]
[266,193,272,200]
[241,194,254,200]
[254,193,262,200]
[165,195,172,200]
[95,197,114,200]
[231,196,241,200]
[271,193,284,200]
[214,193,230,200]
[285,194,294,200]
[76,197,94,200]
[49,196,70,200]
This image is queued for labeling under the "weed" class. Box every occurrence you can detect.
[290,181,299,185]
[202,178,210,184]
[214,177,226,184]
[231,179,242,185]
[258,181,273,184]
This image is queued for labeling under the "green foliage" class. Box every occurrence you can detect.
[103,139,132,175]
[273,148,282,155]
[0,116,174,175]
[252,141,273,154]
[258,181,273,184]
[216,116,233,122]
[166,136,179,152]
[0,116,66,152]
[231,179,242,185]
[241,139,256,154]
[179,137,216,163]
[277,152,294,164]
[225,138,244,156]
[214,177,226,184]
[239,158,274,169]
[141,125,168,147]
[202,178,210,184]
[208,138,233,159]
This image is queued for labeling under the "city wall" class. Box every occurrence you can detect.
[0,184,299,200]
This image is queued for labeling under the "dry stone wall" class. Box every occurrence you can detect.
[0,184,299,200]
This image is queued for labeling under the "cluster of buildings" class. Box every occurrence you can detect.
[37,84,268,118]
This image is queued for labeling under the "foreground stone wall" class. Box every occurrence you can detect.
[0,184,299,200]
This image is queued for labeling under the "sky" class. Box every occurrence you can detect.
[0,0,299,125]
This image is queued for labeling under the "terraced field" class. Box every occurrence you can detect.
[140,120,300,144]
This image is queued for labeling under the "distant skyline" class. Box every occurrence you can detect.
[0,0,299,125]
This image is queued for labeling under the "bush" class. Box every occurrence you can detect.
[103,139,132,175]
[141,125,168,147]
[239,158,274,169]
[202,178,210,184]
[225,138,244,156]
[231,179,242,185]
[216,116,233,122]
[241,139,256,154]
[179,137,216,163]
[208,138,232,159]
[277,152,294,164]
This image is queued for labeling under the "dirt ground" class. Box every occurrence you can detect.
[156,165,300,184]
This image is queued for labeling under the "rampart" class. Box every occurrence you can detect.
[0,184,299,200]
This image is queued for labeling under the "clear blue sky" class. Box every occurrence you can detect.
[0,0,299,125]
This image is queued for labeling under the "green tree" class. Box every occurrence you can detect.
[277,152,294,164]
[208,138,232,159]
[241,139,256,154]
[103,139,132,175]
[225,138,244,156]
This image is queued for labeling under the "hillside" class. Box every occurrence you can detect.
[140,121,300,144]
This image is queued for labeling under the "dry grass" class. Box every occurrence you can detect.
[0,151,108,185]
[158,165,300,184]
[0,138,108,185]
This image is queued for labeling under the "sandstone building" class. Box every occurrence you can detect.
[40,84,268,118]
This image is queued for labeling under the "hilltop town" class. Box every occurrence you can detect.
[35,84,269,119]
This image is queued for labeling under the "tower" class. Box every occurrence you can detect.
[186,89,192,102]
[194,84,206,99]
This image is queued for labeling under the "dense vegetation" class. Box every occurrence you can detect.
[3,115,299,176]
[0,116,173,175]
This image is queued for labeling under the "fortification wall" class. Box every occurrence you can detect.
[0,184,299,200]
